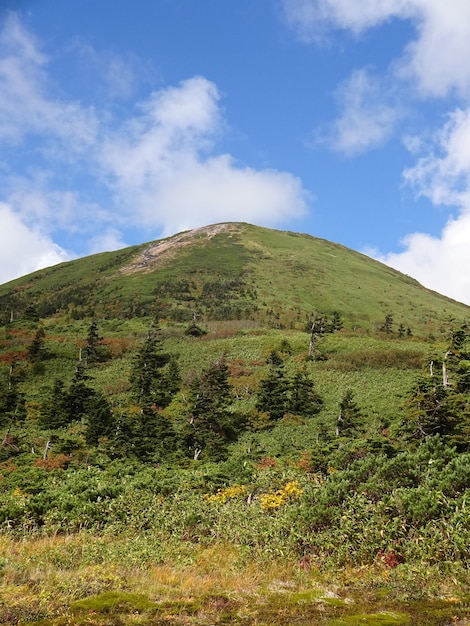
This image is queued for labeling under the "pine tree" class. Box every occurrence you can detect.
[133,406,177,462]
[84,320,108,365]
[331,311,343,331]
[85,392,115,445]
[288,368,323,417]
[336,389,363,438]
[130,321,173,408]
[27,327,47,362]
[255,351,289,421]
[65,364,97,423]
[39,379,70,429]
[184,354,242,460]
[380,314,394,334]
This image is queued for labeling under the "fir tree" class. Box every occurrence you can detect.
[27,327,47,362]
[39,379,70,429]
[84,320,108,365]
[85,392,115,445]
[184,354,242,460]
[255,351,289,421]
[336,389,363,438]
[130,320,173,408]
[288,368,323,417]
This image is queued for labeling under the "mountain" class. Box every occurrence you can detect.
[2,222,470,605]
[1,222,468,332]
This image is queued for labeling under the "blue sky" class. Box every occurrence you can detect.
[1,1,470,304]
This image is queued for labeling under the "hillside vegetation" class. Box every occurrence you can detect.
[1,223,470,625]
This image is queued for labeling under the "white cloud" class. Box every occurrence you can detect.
[0,203,69,284]
[281,0,415,42]
[379,106,470,305]
[0,13,98,150]
[379,212,470,305]
[404,108,470,208]
[141,155,309,235]
[99,76,309,232]
[282,0,470,99]
[399,0,470,99]
[323,68,401,155]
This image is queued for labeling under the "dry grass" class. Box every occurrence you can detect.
[1,535,469,625]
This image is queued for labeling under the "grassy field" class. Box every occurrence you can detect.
[1,533,470,625]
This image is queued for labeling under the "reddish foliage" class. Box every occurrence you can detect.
[295,451,314,473]
[102,337,132,358]
[377,550,403,568]
[257,456,278,469]
[34,454,71,471]
[228,359,253,378]
[0,350,28,364]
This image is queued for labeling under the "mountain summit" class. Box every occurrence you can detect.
[0,222,468,331]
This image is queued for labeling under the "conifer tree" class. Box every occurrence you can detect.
[39,379,70,429]
[27,327,47,362]
[255,351,289,421]
[59,364,100,426]
[130,320,174,408]
[336,389,363,438]
[184,354,242,460]
[288,368,323,417]
[84,320,108,364]
[85,392,115,445]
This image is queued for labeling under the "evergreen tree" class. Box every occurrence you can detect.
[85,392,116,445]
[84,320,108,365]
[380,314,394,334]
[27,327,47,362]
[288,368,323,417]
[65,364,97,423]
[39,379,70,429]
[255,351,289,421]
[184,354,242,460]
[133,406,177,462]
[130,320,174,408]
[400,326,470,447]
[401,375,457,441]
[331,311,343,331]
[336,389,363,438]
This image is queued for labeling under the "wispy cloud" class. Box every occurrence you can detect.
[320,68,401,156]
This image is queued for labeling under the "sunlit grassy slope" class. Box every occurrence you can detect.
[1,222,468,333]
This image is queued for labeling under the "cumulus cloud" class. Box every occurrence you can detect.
[379,212,470,305]
[0,203,69,284]
[0,14,311,283]
[100,76,308,231]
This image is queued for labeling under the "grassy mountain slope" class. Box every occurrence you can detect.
[1,222,468,332]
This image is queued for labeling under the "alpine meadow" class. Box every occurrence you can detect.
[1,222,470,625]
